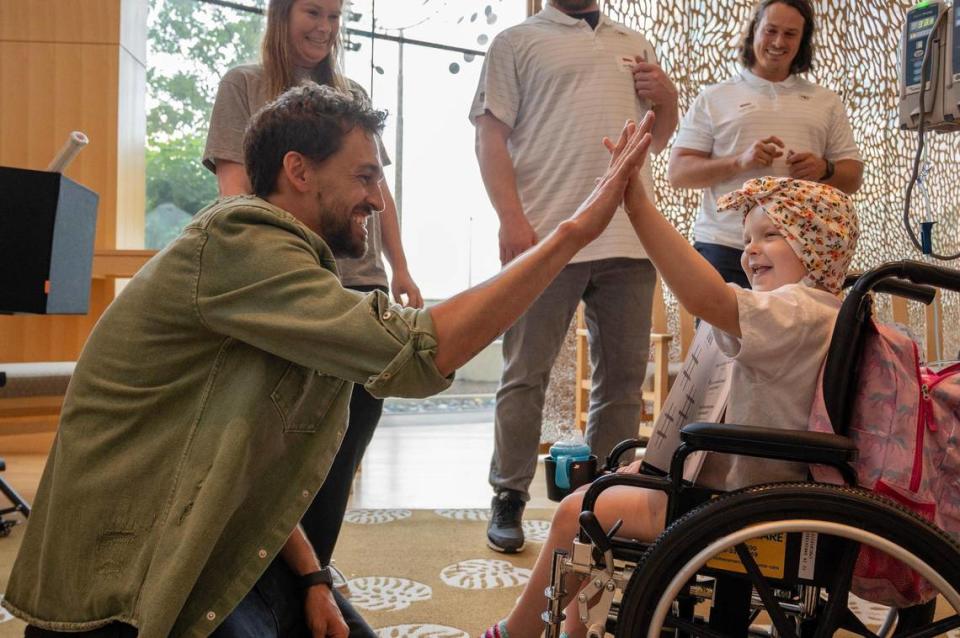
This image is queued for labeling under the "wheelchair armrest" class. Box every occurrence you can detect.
[679,422,858,467]
[605,437,650,471]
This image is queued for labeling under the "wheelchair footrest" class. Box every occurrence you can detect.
[680,422,858,466]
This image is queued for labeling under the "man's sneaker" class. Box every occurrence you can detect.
[487,490,526,553]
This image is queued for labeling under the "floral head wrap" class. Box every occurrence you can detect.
[716,177,859,294]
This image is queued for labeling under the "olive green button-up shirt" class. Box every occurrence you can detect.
[3,196,451,637]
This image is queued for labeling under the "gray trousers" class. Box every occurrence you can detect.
[490,258,656,499]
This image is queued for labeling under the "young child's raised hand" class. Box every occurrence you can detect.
[603,112,654,219]
[566,113,654,244]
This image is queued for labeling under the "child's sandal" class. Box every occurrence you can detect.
[479,620,509,638]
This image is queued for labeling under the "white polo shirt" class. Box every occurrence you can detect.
[469,5,657,263]
[675,68,862,249]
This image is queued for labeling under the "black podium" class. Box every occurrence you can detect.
[0,165,99,533]
[0,166,99,314]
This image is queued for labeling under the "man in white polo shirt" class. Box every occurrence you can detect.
[470,0,678,553]
[669,0,863,286]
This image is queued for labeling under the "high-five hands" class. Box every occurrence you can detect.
[602,111,656,219]
[567,112,655,243]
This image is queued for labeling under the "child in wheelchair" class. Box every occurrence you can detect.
[481,119,860,638]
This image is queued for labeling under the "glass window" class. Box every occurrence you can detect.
[145,0,524,299]
[343,1,525,298]
[145,0,263,249]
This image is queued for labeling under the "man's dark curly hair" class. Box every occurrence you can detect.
[243,83,387,198]
[740,0,816,76]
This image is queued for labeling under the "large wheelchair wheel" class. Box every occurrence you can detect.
[614,483,960,638]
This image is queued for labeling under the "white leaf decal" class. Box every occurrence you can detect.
[374,624,468,638]
[522,519,551,542]
[348,576,432,611]
[434,508,490,521]
[344,509,412,524]
[440,559,531,589]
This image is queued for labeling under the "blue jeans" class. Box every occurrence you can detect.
[212,557,375,638]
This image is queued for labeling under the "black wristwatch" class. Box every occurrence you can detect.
[820,158,835,181]
[300,567,334,590]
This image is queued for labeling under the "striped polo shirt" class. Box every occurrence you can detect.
[675,68,862,249]
[469,4,658,263]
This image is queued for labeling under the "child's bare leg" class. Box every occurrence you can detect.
[498,485,667,638]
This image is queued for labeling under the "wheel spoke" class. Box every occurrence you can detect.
[838,607,879,637]
[813,538,859,638]
[734,543,797,638]
[894,613,960,638]
[666,614,732,638]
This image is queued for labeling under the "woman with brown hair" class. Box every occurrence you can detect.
[203,1,416,636]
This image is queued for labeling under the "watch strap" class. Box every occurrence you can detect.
[300,567,333,590]
[821,159,835,181]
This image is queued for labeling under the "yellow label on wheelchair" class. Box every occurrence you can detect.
[706,533,789,578]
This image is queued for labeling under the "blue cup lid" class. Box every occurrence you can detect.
[549,440,591,460]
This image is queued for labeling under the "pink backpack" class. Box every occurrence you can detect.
[808,320,960,608]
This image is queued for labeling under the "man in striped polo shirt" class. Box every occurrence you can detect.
[470,0,678,553]
[669,0,863,286]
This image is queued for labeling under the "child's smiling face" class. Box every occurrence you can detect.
[740,207,807,292]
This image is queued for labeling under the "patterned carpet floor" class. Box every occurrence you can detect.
[1,508,957,637]
[332,507,554,637]
[0,508,557,638]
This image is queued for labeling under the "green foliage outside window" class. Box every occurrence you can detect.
[145,0,263,249]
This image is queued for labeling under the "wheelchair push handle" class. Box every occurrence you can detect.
[849,260,960,298]
[844,273,937,304]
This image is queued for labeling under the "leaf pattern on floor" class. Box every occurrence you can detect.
[344,509,413,524]
[374,624,468,638]
[348,576,432,611]
[440,558,531,589]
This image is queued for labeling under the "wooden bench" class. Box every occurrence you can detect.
[0,361,74,431]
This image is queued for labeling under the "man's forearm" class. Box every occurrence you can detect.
[433,114,655,375]
[668,152,743,189]
[477,130,526,226]
[650,101,678,154]
[824,159,863,195]
[430,222,583,375]
[281,525,322,576]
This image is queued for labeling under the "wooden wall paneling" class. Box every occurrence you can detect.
[0,0,122,44]
[0,0,148,362]
[0,42,121,245]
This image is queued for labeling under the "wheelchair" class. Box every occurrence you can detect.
[543,260,960,638]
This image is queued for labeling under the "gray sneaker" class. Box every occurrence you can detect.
[486,489,526,553]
